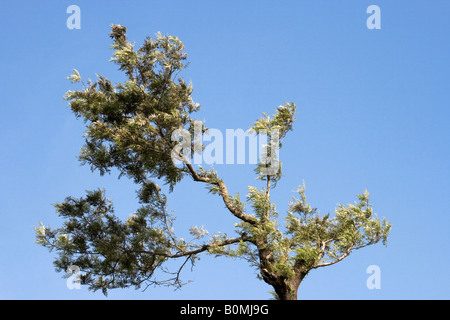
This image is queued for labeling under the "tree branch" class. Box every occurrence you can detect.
[149,233,252,258]
[263,174,271,223]
[312,243,354,269]
[184,161,258,226]
[315,240,331,264]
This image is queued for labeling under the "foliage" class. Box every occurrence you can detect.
[36,25,391,299]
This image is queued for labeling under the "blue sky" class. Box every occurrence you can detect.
[0,0,449,299]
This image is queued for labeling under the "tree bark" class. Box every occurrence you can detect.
[259,256,306,300]
[272,276,302,300]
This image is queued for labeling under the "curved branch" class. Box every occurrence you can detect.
[312,244,354,269]
[148,233,252,258]
[184,162,258,226]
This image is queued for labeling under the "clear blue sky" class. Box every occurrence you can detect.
[1,0,449,299]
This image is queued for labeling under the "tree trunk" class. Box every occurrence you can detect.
[273,277,302,300]
[258,245,305,300]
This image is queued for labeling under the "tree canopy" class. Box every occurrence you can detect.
[35,25,391,300]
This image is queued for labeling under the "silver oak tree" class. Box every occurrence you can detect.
[35,25,391,300]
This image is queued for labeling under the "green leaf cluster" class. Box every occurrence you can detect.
[64,25,199,191]
[250,102,296,183]
[36,189,172,294]
[285,185,391,271]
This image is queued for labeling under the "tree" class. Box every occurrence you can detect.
[35,25,391,300]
